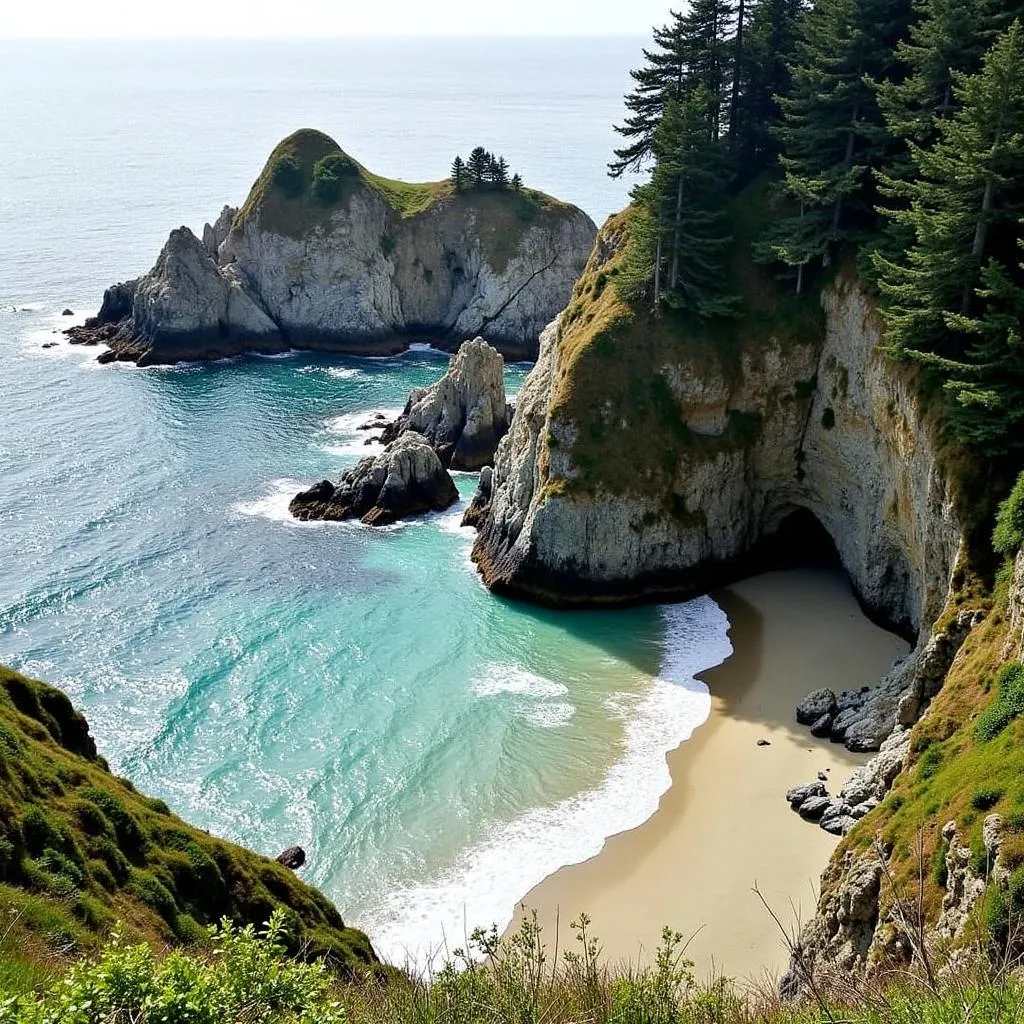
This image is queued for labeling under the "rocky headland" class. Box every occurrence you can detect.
[68,130,596,366]
[462,205,1017,988]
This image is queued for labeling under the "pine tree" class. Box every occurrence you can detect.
[732,0,807,171]
[491,155,510,188]
[610,12,689,176]
[759,0,912,292]
[467,147,490,188]
[510,173,523,192]
[451,155,466,192]
[628,88,741,318]
[680,0,737,141]
[874,21,1024,454]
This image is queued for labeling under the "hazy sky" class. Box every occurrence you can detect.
[1,0,668,38]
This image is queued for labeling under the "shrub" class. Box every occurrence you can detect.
[79,788,145,857]
[271,154,305,197]
[72,799,113,838]
[972,787,1004,811]
[974,664,1024,742]
[128,870,178,925]
[0,911,346,1024]
[311,152,358,204]
[917,745,943,780]
[932,835,950,889]
[983,885,1010,948]
[821,406,836,429]
[994,470,1024,555]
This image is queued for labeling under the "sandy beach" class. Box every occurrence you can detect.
[510,568,910,985]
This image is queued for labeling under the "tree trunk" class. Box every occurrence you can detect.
[730,0,746,143]
[962,177,996,315]
[796,262,804,297]
[669,173,685,292]
[654,207,664,313]
[832,104,860,234]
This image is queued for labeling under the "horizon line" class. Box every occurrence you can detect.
[0,31,649,42]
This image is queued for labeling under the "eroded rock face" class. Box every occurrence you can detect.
[383,338,511,470]
[82,228,284,365]
[473,271,961,635]
[71,133,595,366]
[289,432,458,527]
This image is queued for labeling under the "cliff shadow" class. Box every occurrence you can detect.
[495,507,909,740]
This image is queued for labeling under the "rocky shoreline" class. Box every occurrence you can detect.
[289,338,512,527]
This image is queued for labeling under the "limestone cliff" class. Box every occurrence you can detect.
[73,130,596,366]
[473,217,961,641]
[471,211,1024,987]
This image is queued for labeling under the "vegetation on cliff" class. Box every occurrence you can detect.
[0,665,374,996]
[235,129,567,247]
[6,908,1024,1023]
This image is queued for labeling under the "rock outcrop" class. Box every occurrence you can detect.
[471,220,962,758]
[71,129,595,366]
[289,432,459,527]
[382,338,512,470]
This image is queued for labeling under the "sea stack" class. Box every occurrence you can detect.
[382,338,512,470]
[71,129,596,366]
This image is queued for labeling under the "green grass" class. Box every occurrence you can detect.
[5,907,1024,1024]
[836,589,1024,943]
[232,128,573,272]
[0,665,375,990]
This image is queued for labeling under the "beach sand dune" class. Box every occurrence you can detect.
[510,568,910,985]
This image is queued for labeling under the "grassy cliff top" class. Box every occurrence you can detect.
[544,179,825,501]
[233,128,577,247]
[0,665,375,995]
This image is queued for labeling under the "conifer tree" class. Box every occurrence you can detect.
[468,147,490,188]
[491,155,510,188]
[680,0,737,141]
[451,155,466,192]
[628,88,741,318]
[610,12,689,176]
[874,21,1024,454]
[732,0,806,170]
[759,0,912,292]
[510,172,523,192]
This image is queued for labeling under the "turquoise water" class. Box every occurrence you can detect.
[0,39,733,965]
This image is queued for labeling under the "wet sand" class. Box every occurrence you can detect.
[509,569,910,985]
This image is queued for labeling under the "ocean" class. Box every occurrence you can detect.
[0,37,734,966]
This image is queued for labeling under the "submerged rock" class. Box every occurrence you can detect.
[385,339,512,470]
[289,432,458,527]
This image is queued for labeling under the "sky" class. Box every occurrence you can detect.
[0,0,669,39]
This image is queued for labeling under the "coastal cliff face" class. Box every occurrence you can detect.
[473,220,961,643]
[472,214,1024,988]
[76,130,595,366]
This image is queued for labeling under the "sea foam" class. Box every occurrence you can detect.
[364,595,732,971]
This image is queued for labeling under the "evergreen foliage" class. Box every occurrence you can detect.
[626,89,741,318]
[873,21,1024,455]
[758,0,913,293]
[451,148,519,191]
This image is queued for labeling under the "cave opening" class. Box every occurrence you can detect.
[761,507,842,572]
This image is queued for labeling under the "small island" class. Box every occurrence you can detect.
[68,130,596,366]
